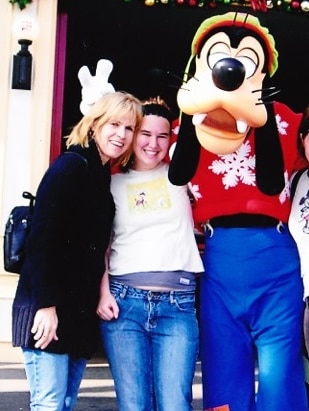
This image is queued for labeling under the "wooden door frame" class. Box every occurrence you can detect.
[50,5,68,163]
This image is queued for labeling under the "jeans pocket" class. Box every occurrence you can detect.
[109,281,125,302]
[173,293,196,313]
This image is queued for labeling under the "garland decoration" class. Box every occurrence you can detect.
[122,0,309,14]
[9,0,309,13]
[9,0,32,10]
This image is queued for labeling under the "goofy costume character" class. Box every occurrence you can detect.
[168,12,308,411]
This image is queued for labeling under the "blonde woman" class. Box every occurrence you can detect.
[12,91,142,411]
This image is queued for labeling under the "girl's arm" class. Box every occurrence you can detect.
[96,248,119,320]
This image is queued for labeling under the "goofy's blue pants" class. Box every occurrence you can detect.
[200,225,308,411]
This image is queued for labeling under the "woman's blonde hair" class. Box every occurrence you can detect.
[66,91,143,166]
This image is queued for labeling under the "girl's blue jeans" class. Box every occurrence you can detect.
[23,348,87,411]
[100,282,199,411]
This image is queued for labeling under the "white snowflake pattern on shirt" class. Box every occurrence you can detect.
[275,114,289,135]
[279,170,290,204]
[190,109,290,199]
[188,182,202,201]
[208,141,256,190]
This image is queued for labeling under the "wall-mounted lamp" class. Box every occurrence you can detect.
[11,39,33,90]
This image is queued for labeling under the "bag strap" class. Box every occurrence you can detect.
[64,151,88,168]
[20,153,87,209]
[22,191,36,208]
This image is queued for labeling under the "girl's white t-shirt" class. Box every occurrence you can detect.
[109,163,204,276]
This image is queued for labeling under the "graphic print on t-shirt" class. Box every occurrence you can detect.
[298,189,309,234]
[127,176,171,214]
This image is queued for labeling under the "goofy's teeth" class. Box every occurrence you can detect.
[192,113,207,126]
[236,120,248,133]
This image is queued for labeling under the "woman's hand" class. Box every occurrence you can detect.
[31,306,59,349]
[97,292,119,320]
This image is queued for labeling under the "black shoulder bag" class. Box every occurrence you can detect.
[3,191,36,274]
[3,152,87,274]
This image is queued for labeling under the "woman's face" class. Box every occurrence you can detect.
[133,114,171,171]
[94,115,136,164]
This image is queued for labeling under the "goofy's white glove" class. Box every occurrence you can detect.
[78,59,115,115]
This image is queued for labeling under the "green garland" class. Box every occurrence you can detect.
[8,0,309,14]
[9,0,32,10]
[123,0,309,14]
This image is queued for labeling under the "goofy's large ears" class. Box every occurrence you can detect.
[255,102,285,195]
[168,113,200,185]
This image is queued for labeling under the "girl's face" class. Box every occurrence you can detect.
[133,115,171,171]
[304,133,309,161]
[94,115,136,164]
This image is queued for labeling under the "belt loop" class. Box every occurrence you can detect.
[276,221,284,233]
[202,220,214,237]
[170,291,175,304]
[120,284,128,298]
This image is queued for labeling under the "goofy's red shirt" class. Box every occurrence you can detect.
[173,102,303,226]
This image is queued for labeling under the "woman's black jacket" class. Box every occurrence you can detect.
[12,140,115,358]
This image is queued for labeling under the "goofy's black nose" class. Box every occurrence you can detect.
[212,57,245,91]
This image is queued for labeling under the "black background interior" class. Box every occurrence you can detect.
[62,0,309,140]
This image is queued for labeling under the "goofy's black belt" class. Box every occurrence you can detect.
[208,213,280,228]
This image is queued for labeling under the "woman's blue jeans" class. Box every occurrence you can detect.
[100,282,199,411]
[23,348,87,411]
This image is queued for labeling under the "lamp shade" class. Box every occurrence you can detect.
[11,39,33,90]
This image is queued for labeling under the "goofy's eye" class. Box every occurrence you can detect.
[208,52,230,70]
[236,56,257,79]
